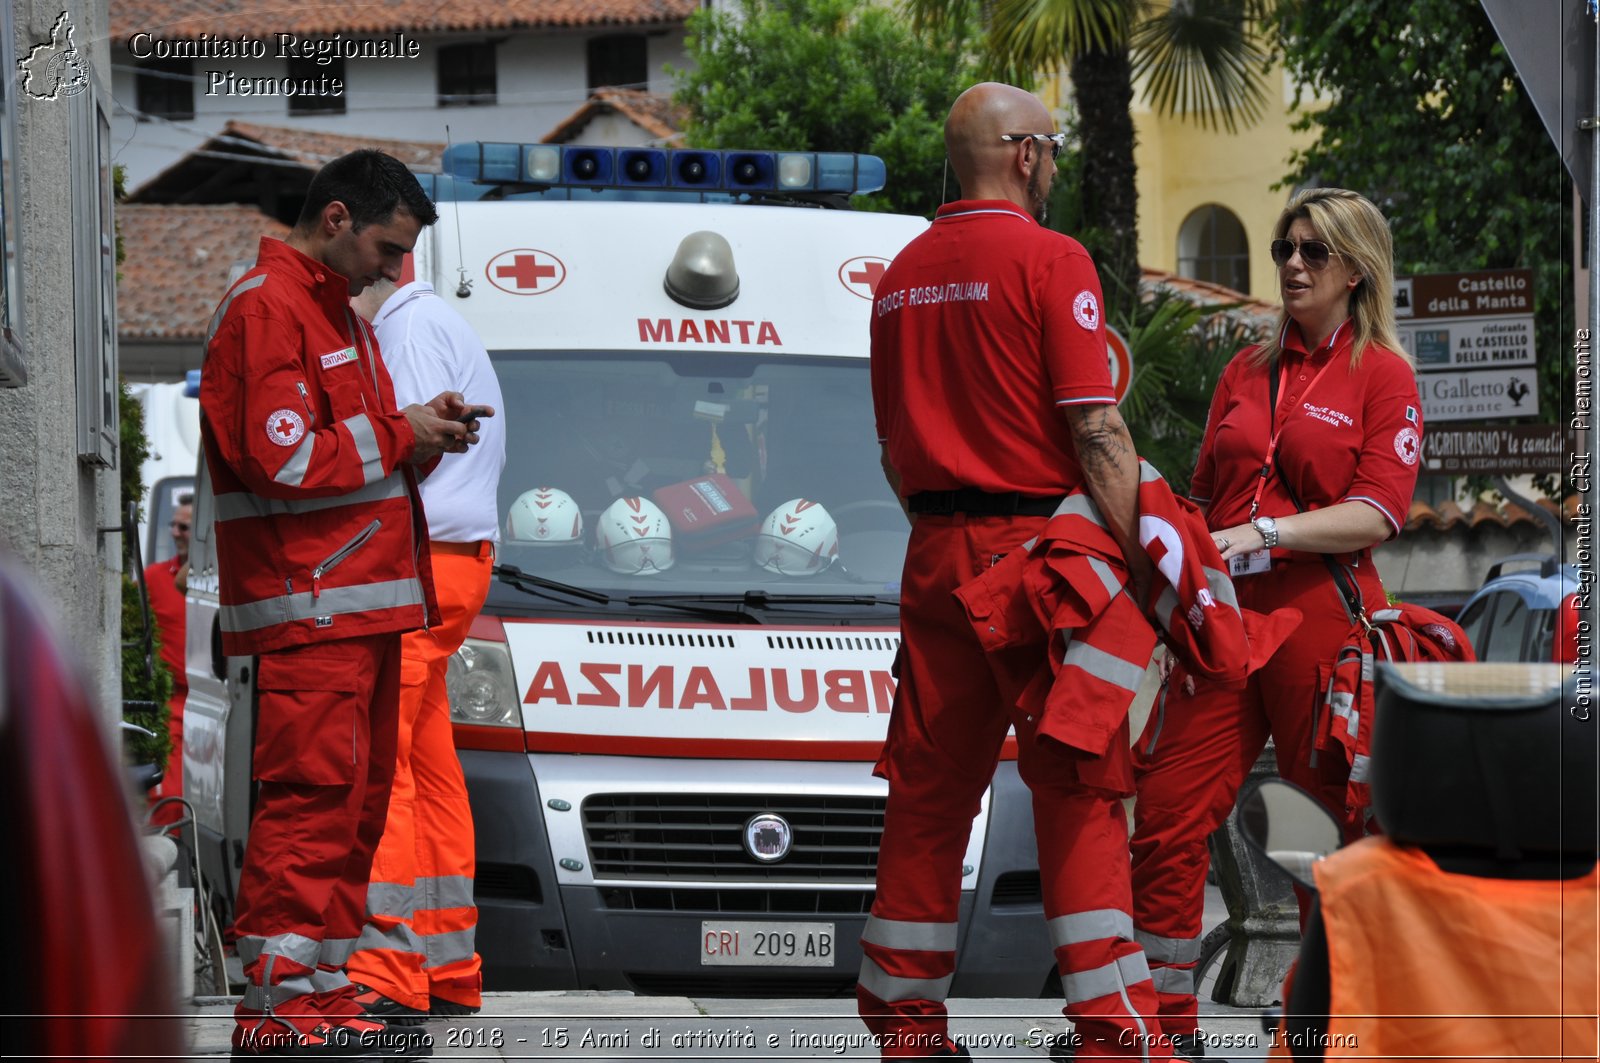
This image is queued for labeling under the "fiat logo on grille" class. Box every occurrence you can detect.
[743,813,793,863]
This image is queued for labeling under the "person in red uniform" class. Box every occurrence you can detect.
[201,149,483,1057]
[146,493,191,825]
[861,82,1165,1061]
[1127,187,1422,1059]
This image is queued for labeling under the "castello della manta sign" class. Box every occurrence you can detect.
[1393,267,1538,423]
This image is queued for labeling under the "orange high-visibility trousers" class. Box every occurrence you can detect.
[346,542,493,1010]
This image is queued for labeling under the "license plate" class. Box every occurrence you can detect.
[700,920,836,967]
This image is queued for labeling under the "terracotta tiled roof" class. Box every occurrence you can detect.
[1140,267,1280,331]
[111,0,697,40]
[1404,497,1570,532]
[216,121,444,171]
[133,121,443,199]
[543,89,686,144]
[117,204,289,341]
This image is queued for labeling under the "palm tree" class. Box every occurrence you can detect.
[907,0,1276,314]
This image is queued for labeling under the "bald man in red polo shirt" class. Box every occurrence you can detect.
[859,82,1167,1061]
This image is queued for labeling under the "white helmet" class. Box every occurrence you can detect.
[754,499,838,576]
[506,487,584,544]
[596,497,675,575]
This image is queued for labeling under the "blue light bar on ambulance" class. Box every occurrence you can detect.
[440,143,887,197]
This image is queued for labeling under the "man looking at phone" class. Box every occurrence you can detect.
[204,149,482,1057]
[346,276,506,1022]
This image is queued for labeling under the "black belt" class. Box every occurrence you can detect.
[907,489,1066,517]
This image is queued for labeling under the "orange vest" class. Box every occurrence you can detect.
[1271,837,1598,1062]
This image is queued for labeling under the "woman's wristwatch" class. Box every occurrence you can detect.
[1251,515,1280,549]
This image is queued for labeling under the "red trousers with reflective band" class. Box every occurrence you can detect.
[859,516,1164,1060]
[1129,559,1382,1038]
[231,633,402,1036]
[346,544,492,1009]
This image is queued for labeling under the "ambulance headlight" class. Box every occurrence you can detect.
[447,639,523,727]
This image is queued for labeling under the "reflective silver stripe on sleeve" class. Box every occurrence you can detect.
[318,937,358,967]
[1061,952,1153,1005]
[857,956,954,1005]
[1135,930,1201,965]
[1202,564,1240,609]
[215,475,408,523]
[1350,753,1371,782]
[1151,965,1195,995]
[365,881,416,919]
[273,432,316,488]
[420,926,476,968]
[1156,587,1181,624]
[1062,639,1147,694]
[1051,493,1105,525]
[419,874,478,913]
[1087,556,1123,600]
[861,916,959,953]
[1330,691,1359,739]
[238,931,321,969]
[1370,608,1402,623]
[1048,909,1134,948]
[220,577,424,633]
[343,413,384,486]
[205,274,267,345]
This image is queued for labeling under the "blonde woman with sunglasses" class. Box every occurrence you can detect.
[1124,188,1423,1060]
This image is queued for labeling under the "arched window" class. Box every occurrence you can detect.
[1177,204,1250,294]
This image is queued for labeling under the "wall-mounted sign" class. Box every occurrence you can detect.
[1395,268,1538,422]
[1421,423,1566,476]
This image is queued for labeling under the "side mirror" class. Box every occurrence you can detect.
[1236,777,1342,890]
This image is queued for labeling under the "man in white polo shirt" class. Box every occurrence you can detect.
[347,276,506,1022]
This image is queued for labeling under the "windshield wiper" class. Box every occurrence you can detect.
[495,564,610,604]
[627,590,900,609]
[494,564,763,624]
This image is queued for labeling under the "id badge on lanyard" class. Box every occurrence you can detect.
[1230,550,1271,577]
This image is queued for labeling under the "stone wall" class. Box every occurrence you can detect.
[0,0,121,735]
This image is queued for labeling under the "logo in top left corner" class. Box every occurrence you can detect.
[18,13,89,102]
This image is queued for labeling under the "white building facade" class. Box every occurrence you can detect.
[109,3,699,190]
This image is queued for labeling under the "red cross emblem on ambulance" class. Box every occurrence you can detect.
[486,248,567,296]
[838,256,891,300]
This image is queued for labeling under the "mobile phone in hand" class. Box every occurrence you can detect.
[456,405,492,423]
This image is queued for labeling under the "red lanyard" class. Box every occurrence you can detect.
[1248,355,1337,520]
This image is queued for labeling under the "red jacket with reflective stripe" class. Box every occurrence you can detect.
[200,237,438,656]
[956,462,1297,767]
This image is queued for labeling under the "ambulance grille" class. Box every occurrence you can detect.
[600,886,873,914]
[582,793,885,880]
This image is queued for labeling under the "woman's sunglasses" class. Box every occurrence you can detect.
[1270,238,1342,270]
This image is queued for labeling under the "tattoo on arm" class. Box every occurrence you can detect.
[1067,405,1135,477]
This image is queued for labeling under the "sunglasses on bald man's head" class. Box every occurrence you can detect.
[1001,132,1066,161]
[1270,238,1343,270]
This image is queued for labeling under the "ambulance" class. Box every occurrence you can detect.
[183,144,1056,997]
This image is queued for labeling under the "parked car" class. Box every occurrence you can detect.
[1453,554,1580,663]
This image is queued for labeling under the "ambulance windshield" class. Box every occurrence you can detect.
[490,350,907,611]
